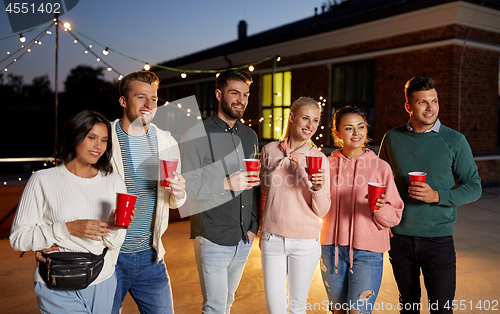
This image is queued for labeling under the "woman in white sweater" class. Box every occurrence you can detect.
[10,110,130,314]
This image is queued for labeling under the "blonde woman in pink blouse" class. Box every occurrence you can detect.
[260,97,331,313]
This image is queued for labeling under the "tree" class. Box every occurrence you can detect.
[25,75,53,102]
[60,65,120,126]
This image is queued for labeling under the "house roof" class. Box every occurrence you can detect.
[156,0,500,69]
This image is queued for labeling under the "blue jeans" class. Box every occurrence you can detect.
[193,236,253,314]
[35,273,117,314]
[389,234,456,314]
[321,245,383,313]
[111,248,174,314]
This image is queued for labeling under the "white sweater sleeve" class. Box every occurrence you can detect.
[10,167,128,254]
[10,171,71,252]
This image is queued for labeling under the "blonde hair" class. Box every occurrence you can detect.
[280,97,322,146]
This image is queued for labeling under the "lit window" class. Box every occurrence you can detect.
[261,71,292,140]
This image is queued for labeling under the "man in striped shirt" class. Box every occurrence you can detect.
[110,71,186,314]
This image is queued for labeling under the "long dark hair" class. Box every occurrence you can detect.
[53,110,113,174]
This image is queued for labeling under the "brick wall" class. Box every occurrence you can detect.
[157,25,500,155]
[374,45,499,154]
[476,159,500,184]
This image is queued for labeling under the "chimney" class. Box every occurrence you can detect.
[238,20,247,40]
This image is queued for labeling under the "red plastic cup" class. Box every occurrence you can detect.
[160,158,179,187]
[306,156,322,180]
[243,159,260,182]
[368,182,386,211]
[115,193,138,226]
[409,172,427,185]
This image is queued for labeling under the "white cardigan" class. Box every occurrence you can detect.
[10,164,127,285]
[110,119,186,262]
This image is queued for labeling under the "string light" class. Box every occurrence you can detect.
[19,33,26,42]
[6,51,10,55]
[96,57,101,62]
[248,65,254,72]
[144,63,150,71]
[30,26,276,78]
[177,103,182,108]
[118,75,124,80]
[103,47,109,55]
[73,39,78,43]
[107,66,112,71]
[46,30,51,35]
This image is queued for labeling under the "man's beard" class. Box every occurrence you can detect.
[221,98,244,120]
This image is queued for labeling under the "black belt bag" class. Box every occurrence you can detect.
[38,247,108,290]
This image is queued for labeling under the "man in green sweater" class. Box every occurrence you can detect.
[379,76,481,314]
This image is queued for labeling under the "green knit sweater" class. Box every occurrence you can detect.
[379,124,482,237]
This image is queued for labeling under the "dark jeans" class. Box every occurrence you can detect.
[389,234,456,314]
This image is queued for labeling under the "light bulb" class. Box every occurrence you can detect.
[19,33,26,42]
[144,63,150,71]
[103,48,109,56]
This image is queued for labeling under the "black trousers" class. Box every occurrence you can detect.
[389,234,456,314]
